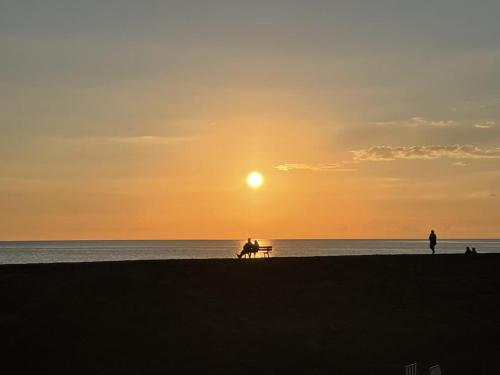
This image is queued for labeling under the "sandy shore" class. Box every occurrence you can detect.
[2,254,500,374]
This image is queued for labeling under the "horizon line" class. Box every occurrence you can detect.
[2,237,500,242]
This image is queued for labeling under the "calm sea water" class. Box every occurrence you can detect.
[0,239,499,264]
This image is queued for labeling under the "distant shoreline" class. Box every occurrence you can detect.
[2,238,499,265]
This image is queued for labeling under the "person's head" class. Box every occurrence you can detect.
[247,238,251,243]
[466,246,470,250]
[431,229,435,233]
[254,240,258,244]
[472,247,476,251]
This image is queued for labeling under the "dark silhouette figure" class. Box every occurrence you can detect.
[252,240,260,257]
[237,238,253,258]
[237,239,261,258]
[429,230,437,254]
[465,246,478,254]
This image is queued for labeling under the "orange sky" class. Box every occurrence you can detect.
[1,1,500,239]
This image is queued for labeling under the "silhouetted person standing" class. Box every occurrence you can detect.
[429,230,437,254]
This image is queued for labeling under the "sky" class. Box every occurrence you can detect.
[1,0,500,240]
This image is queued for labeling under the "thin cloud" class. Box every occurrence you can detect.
[352,145,500,161]
[375,116,458,128]
[452,161,469,167]
[464,191,498,199]
[53,135,193,144]
[452,98,500,111]
[478,98,500,109]
[274,163,357,172]
[474,121,495,129]
[410,116,458,127]
[100,135,193,144]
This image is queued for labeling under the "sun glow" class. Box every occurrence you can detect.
[247,171,264,189]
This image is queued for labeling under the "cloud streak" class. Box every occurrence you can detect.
[54,135,193,144]
[375,116,458,128]
[352,145,500,161]
[474,121,495,129]
[274,163,357,172]
[277,144,500,173]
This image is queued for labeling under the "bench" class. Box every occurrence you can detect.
[258,246,273,258]
[241,246,273,258]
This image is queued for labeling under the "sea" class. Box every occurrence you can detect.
[0,239,499,265]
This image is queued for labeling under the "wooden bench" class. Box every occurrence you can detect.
[241,245,273,258]
[258,246,273,258]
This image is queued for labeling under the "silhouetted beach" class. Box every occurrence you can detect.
[3,255,500,374]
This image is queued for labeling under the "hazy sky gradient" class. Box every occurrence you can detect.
[1,1,500,239]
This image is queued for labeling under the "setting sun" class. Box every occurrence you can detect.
[246,171,264,189]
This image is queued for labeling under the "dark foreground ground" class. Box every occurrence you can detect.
[2,255,500,375]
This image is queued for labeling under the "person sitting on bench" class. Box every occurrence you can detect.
[252,240,260,257]
[465,246,478,254]
[237,238,253,258]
